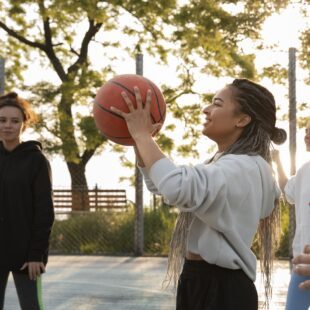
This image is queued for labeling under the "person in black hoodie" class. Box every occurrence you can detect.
[0,92,54,310]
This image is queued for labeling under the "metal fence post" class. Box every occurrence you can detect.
[288,47,297,267]
[134,53,144,256]
[0,58,4,95]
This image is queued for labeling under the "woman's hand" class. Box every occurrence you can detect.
[292,244,310,289]
[110,87,162,142]
[112,86,165,168]
[20,261,45,280]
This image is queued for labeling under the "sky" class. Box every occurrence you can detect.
[20,3,310,203]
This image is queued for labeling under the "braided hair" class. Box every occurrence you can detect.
[225,79,286,161]
[225,79,286,307]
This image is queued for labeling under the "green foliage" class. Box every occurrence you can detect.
[298,115,310,128]
[259,64,288,85]
[50,210,135,255]
[50,201,290,257]
[0,0,294,187]
[78,115,106,149]
[144,207,177,255]
[252,199,291,259]
[275,203,290,258]
[50,206,177,255]
[300,28,310,85]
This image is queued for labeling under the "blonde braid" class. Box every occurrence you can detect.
[163,212,193,289]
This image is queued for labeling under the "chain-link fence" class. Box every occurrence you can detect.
[50,194,178,256]
[50,189,291,258]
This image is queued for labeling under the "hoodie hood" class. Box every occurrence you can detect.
[0,140,42,156]
[253,156,280,219]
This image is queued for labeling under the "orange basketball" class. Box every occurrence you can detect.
[93,74,166,146]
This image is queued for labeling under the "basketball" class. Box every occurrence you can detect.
[93,74,166,146]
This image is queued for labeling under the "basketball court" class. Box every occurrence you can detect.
[3,256,290,310]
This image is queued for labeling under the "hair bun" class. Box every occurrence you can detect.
[5,92,18,99]
[271,127,287,145]
[0,92,18,101]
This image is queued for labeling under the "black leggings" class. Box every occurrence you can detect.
[176,260,258,310]
[0,270,43,310]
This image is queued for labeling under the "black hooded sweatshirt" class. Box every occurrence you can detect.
[0,140,54,273]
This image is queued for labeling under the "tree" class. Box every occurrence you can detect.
[299,1,310,85]
[0,0,290,194]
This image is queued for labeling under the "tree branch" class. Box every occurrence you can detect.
[70,47,80,57]
[0,21,45,50]
[81,147,100,166]
[68,18,102,75]
[38,0,67,81]
[120,7,160,41]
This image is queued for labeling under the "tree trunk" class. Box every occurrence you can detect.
[67,162,89,210]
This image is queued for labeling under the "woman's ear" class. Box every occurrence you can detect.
[236,113,251,128]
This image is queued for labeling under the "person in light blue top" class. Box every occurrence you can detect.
[273,120,310,310]
[111,78,286,309]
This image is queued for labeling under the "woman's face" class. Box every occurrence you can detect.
[0,106,24,145]
[202,86,249,150]
[305,122,310,152]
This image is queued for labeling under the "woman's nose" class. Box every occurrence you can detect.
[202,105,211,114]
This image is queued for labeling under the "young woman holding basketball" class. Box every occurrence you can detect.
[272,120,310,309]
[0,92,54,310]
[111,78,286,309]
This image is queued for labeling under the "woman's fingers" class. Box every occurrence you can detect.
[304,244,310,254]
[292,254,310,265]
[28,262,45,280]
[134,87,143,110]
[111,88,152,116]
[110,106,126,118]
[299,279,310,290]
[20,261,45,280]
[145,89,152,113]
[20,263,28,270]
[121,91,135,112]
[293,263,310,277]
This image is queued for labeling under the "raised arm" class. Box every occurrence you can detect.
[271,149,288,193]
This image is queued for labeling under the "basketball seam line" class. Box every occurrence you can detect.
[110,81,135,97]
[94,100,124,120]
[145,79,165,122]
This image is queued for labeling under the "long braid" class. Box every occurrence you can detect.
[225,79,285,308]
[224,126,278,308]
[163,212,193,289]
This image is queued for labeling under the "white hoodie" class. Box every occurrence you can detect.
[140,154,280,281]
